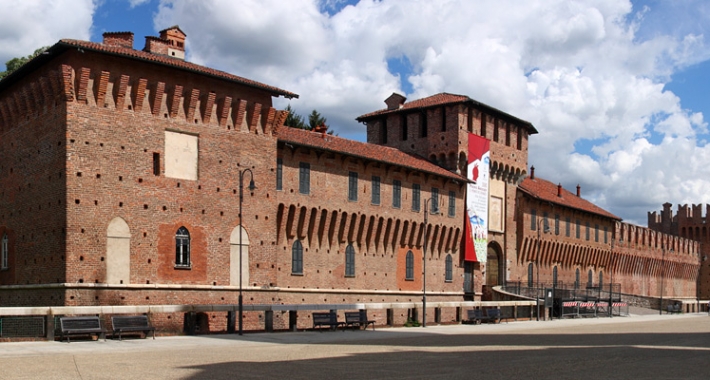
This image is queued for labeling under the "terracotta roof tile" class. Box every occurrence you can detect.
[519,176,621,220]
[55,39,298,99]
[356,92,537,133]
[278,127,465,181]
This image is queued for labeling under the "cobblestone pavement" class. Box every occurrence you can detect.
[1,311,709,379]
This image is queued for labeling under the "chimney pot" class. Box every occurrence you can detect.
[576,184,581,197]
[530,166,535,180]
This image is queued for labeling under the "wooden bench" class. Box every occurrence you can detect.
[344,311,376,331]
[111,315,156,340]
[312,312,344,331]
[485,308,502,324]
[59,316,106,343]
[667,304,682,314]
[465,309,487,324]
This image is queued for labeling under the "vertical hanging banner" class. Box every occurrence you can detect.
[465,133,490,262]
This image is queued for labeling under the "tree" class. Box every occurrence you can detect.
[0,46,50,80]
[284,105,335,135]
[284,104,307,129]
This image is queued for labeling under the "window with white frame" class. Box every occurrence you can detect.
[175,227,191,268]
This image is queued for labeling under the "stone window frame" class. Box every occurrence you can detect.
[392,180,402,209]
[299,162,310,195]
[445,254,453,282]
[348,172,358,202]
[345,244,355,277]
[276,158,283,191]
[371,176,381,205]
[412,184,421,212]
[292,240,303,275]
[405,250,414,280]
[175,226,191,269]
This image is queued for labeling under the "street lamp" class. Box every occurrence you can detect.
[422,196,440,328]
[609,237,615,318]
[238,168,256,335]
[535,216,550,321]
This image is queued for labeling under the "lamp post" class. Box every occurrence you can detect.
[535,215,549,321]
[609,237,615,318]
[422,197,440,328]
[238,168,256,335]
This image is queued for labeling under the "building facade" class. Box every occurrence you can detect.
[0,27,703,334]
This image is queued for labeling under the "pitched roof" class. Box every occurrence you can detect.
[0,38,298,99]
[278,127,465,182]
[519,176,621,220]
[356,92,537,134]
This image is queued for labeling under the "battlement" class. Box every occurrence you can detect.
[0,63,288,137]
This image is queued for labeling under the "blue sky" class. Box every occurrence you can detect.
[3,0,710,225]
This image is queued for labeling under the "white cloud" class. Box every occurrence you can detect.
[0,0,95,66]
[6,0,695,224]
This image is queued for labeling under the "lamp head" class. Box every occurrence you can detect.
[248,179,256,191]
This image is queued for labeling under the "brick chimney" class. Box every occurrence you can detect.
[576,184,581,197]
[530,166,535,180]
[557,183,562,197]
[385,93,406,110]
[103,32,134,49]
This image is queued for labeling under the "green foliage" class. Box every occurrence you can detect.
[284,105,335,135]
[0,46,50,80]
[403,318,421,327]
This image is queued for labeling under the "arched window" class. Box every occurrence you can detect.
[405,250,414,280]
[575,268,580,289]
[292,240,303,274]
[445,254,453,282]
[552,266,558,286]
[527,263,534,288]
[1,233,8,270]
[587,269,593,288]
[175,227,190,267]
[345,244,355,277]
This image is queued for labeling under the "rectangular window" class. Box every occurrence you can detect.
[276,158,283,191]
[543,212,549,232]
[441,107,446,132]
[604,226,608,244]
[448,191,456,217]
[586,222,590,241]
[531,209,537,231]
[431,188,439,214]
[1,234,8,270]
[152,153,160,176]
[576,219,581,239]
[401,114,408,141]
[299,162,310,194]
[595,224,599,242]
[420,112,428,137]
[412,184,421,211]
[393,180,402,208]
[554,214,560,235]
[371,176,381,205]
[565,217,571,237]
[348,171,358,201]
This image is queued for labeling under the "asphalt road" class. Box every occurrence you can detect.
[1,312,709,379]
